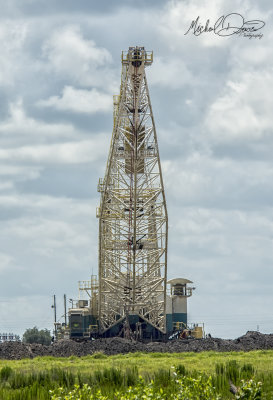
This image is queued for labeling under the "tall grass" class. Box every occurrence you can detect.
[1,350,273,376]
[0,353,272,399]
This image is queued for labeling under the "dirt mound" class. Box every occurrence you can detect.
[1,331,273,360]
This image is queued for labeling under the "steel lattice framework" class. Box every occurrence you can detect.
[97,47,168,334]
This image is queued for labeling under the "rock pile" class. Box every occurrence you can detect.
[0,331,273,360]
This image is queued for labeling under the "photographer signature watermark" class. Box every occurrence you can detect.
[185,13,265,39]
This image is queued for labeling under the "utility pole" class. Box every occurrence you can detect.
[64,294,67,326]
[52,295,57,338]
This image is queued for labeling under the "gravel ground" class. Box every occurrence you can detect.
[0,331,272,360]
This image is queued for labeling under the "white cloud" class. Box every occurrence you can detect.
[0,181,14,191]
[0,193,98,316]
[43,25,111,68]
[172,207,273,240]
[158,0,230,49]
[0,136,107,164]
[0,21,28,86]
[204,70,273,144]
[163,154,273,209]
[42,26,115,88]
[0,252,14,273]
[0,99,77,141]
[9,218,90,250]
[157,0,270,50]
[168,205,273,298]
[148,58,193,88]
[0,165,42,182]
[37,86,113,114]
[0,193,97,218]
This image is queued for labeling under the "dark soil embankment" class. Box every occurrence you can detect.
[0,331,273,360]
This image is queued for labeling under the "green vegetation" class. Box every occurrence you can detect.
[22,326,52,345]
[49,374,263,399]
[0,351,272,399]
[1,350,273,376]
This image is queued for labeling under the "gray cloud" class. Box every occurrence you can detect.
[1,0,167,18]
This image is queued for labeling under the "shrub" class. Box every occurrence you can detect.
[235,379,262,400]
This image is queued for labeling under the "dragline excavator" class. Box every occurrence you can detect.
[66,47,198,341]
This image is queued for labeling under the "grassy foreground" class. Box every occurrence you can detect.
[0,350,272,399]
[1,350,273,375]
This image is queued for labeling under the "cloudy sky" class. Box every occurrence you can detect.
[0,0,272,339]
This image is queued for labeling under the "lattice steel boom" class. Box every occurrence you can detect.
[97,46,168,334]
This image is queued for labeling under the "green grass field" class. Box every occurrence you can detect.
[1,350,273,375]
[0,350,273,399]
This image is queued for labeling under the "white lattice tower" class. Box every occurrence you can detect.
[97,47,168,334]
